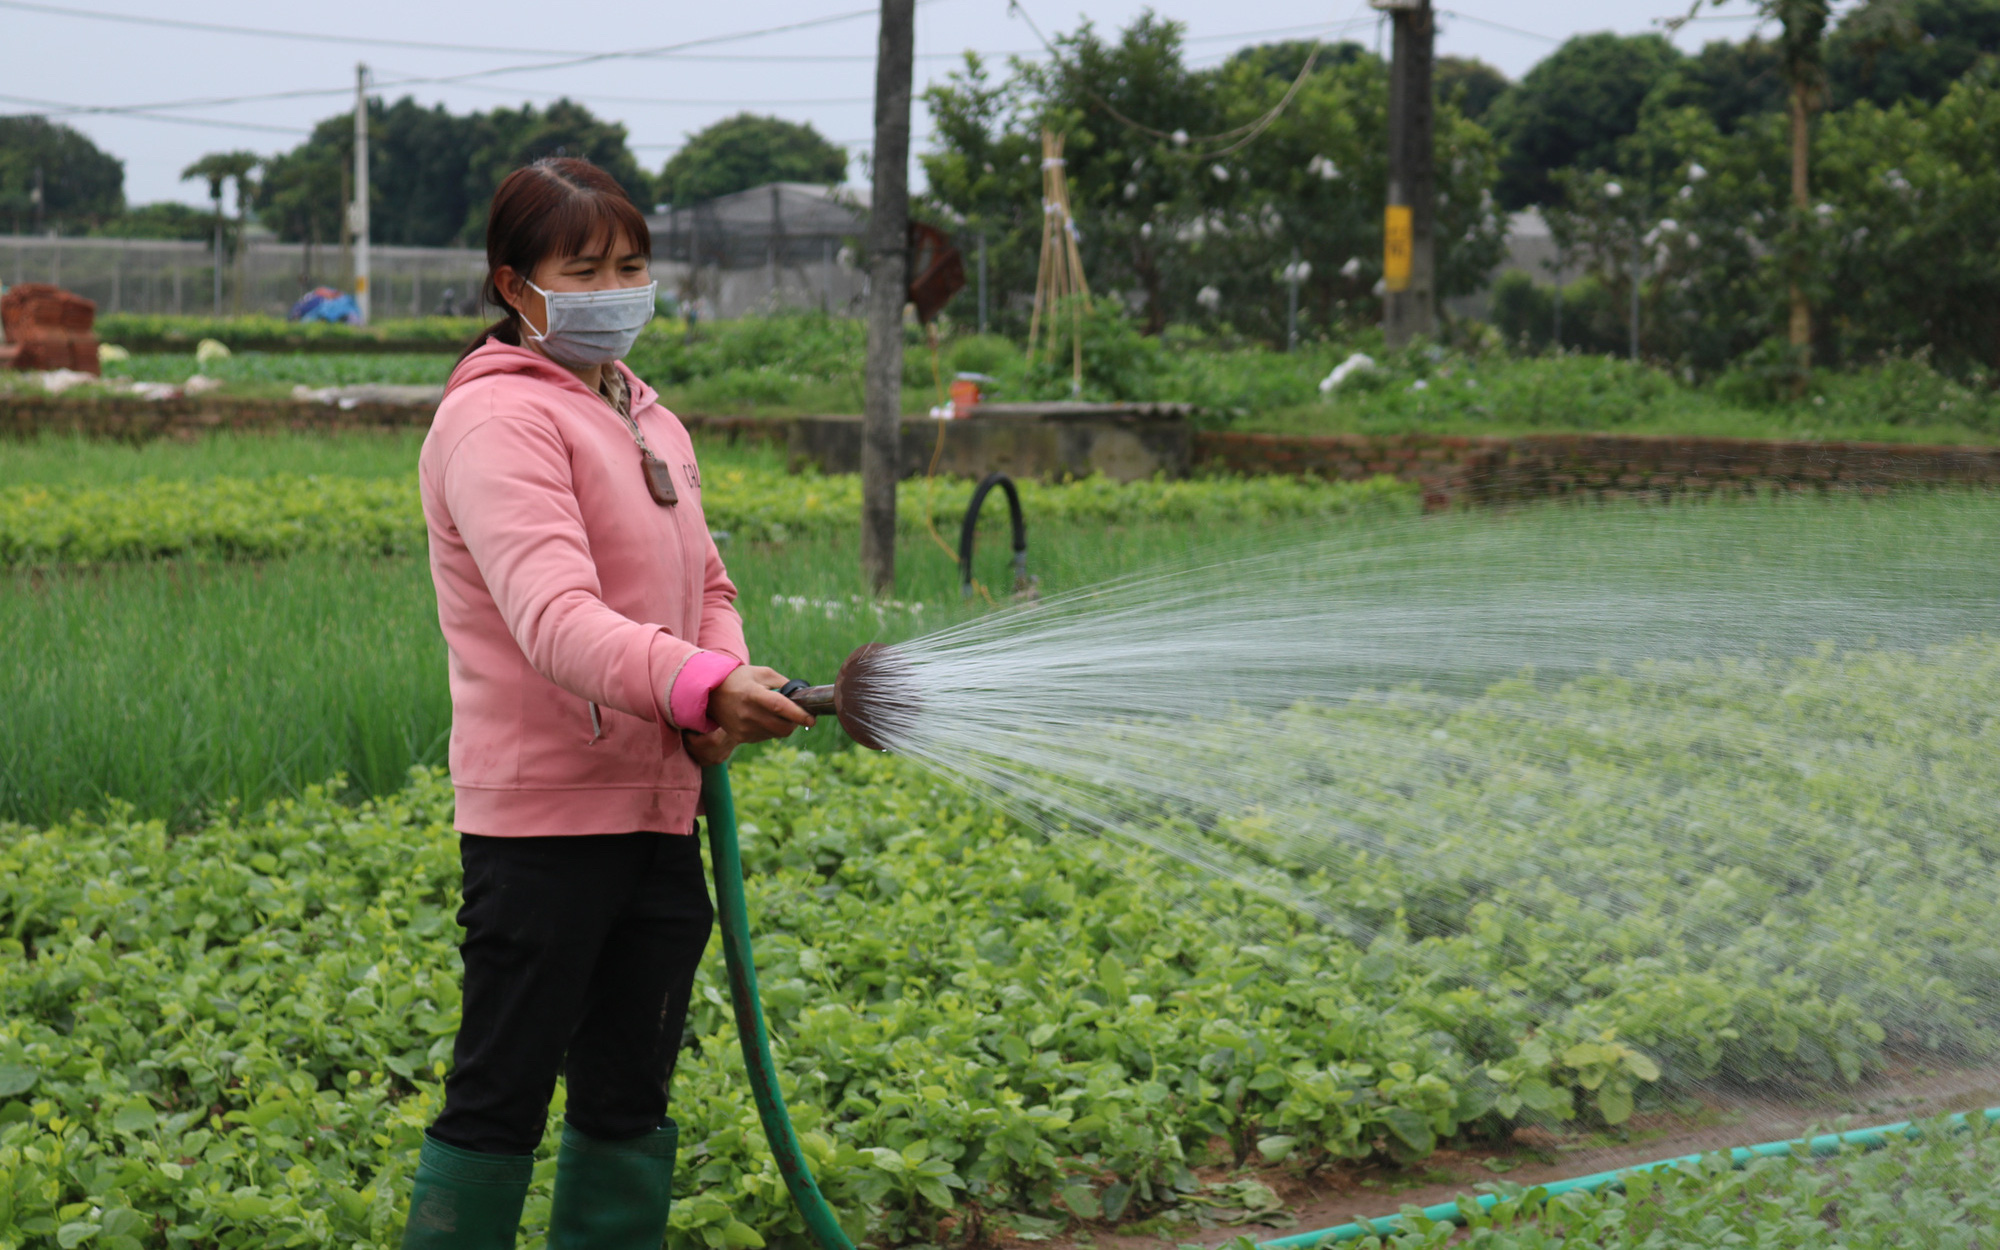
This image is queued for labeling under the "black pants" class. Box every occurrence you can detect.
[429,829,715,1156]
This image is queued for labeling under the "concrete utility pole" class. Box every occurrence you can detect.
[1375,0,1435,349]
[861,0,914,593]
[352,63,372,324]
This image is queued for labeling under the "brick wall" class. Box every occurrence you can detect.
[7,395,1999,507]
[1196,431,2000,509]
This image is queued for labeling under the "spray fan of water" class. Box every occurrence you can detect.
[849,494,2000,1133]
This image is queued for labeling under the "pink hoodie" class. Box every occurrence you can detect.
[419,340,746,837]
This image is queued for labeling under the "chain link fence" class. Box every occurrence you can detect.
[1,234,496,319]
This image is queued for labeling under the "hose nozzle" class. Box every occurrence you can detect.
[776,643,908,751]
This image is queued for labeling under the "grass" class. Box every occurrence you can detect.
[0,508,1338,827]
[108,352,455,393]
[0,429,428,488]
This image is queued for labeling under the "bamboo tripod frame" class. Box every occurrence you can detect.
[1025,130,1091,395]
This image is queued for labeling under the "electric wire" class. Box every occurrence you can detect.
[1432,8,1562,44]
[0,91,308,135]
[0,0,605,55]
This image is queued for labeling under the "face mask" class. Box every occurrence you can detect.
[519,279,657,367]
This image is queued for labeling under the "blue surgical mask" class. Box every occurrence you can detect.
[520,279,658,367]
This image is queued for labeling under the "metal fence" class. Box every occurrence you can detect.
[647,182,868,320]
[1,234,496,319]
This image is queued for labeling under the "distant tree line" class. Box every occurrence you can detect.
[1479,0,2000,373]
[916,0,1997,366]
[0,102,846,250]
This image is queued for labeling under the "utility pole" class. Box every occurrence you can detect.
[352,63,371,324]
[1375,0,1434,350]
[861,0,914,593]
[976,232,988,336]
[30,166,44,234]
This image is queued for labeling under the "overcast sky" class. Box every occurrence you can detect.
[3,0,1789,213]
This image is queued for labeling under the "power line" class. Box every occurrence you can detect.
[0,0,600,55]
[5,7,908,122]
[1433,9,1561,45]
[0,91,307,134]
[407,77,875,108]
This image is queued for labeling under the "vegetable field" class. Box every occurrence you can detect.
[6,627,2000,1249]
[4,424,1999,1248]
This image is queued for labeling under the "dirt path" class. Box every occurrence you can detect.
[1026,1060,2000,1250]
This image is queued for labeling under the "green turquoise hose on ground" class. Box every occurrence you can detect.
[702,763,858,1250]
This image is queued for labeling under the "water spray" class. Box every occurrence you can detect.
[711,495,2000,1248]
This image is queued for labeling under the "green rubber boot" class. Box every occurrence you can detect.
[400,1133,534,1249]
[546,1121,678,1250]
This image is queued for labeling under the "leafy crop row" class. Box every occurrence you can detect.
[95,316,482,350]
[3,634,1998,1246]
[0,470,1414,566]
[1362,1116,2000,1248]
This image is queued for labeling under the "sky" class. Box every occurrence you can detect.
[1,0,1792,214]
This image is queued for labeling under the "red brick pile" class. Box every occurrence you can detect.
[0,283,100,374]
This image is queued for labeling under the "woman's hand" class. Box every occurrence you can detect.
[708,665,814,744]
[684,726,737,767]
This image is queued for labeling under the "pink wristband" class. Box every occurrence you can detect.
[669,650,743,734]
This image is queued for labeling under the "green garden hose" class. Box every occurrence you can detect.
[702,762,857,1250]
[1258,1105,2000,1247]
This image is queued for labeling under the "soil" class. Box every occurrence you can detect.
[1015,1058,2000,1250]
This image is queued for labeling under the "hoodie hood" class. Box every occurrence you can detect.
[445,338,660,414]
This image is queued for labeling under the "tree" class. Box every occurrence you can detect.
[1435,55,1509,121]
[257,114,351,248]
[657,114,847,207]
[1485,33,1685,208]
[1670,0,1830,371]
[180,151,259,240]
[460,99,654,240]
[1828,0,2000,108]
[256,96,650,248]
[0,116,123,233]
[182,150,259,313]
[920,16,1503,343]
[1644,37,1788,132]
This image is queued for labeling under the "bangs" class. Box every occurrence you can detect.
[539,188,653,264]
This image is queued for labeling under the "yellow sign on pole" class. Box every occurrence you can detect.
[1383,205,1413,293]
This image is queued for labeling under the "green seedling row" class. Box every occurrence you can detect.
[0,470,1415,567]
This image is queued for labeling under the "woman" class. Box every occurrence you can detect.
[405,157,812,1250]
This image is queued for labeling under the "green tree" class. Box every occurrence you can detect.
[1486,33,1686,208]
[255,96,650,248]
[1436,55,1509,121]
[920,15,1503,343]
[657,113,847,207]
[460,98,654,239]
[1828,0,2000,108]
[256,113,350,248]
[1670,0,1831,369]
[0,116,123,233]
[180,150,259,250]
[1644,37,1788,132]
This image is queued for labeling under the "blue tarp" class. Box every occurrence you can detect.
[289,287,361,324]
